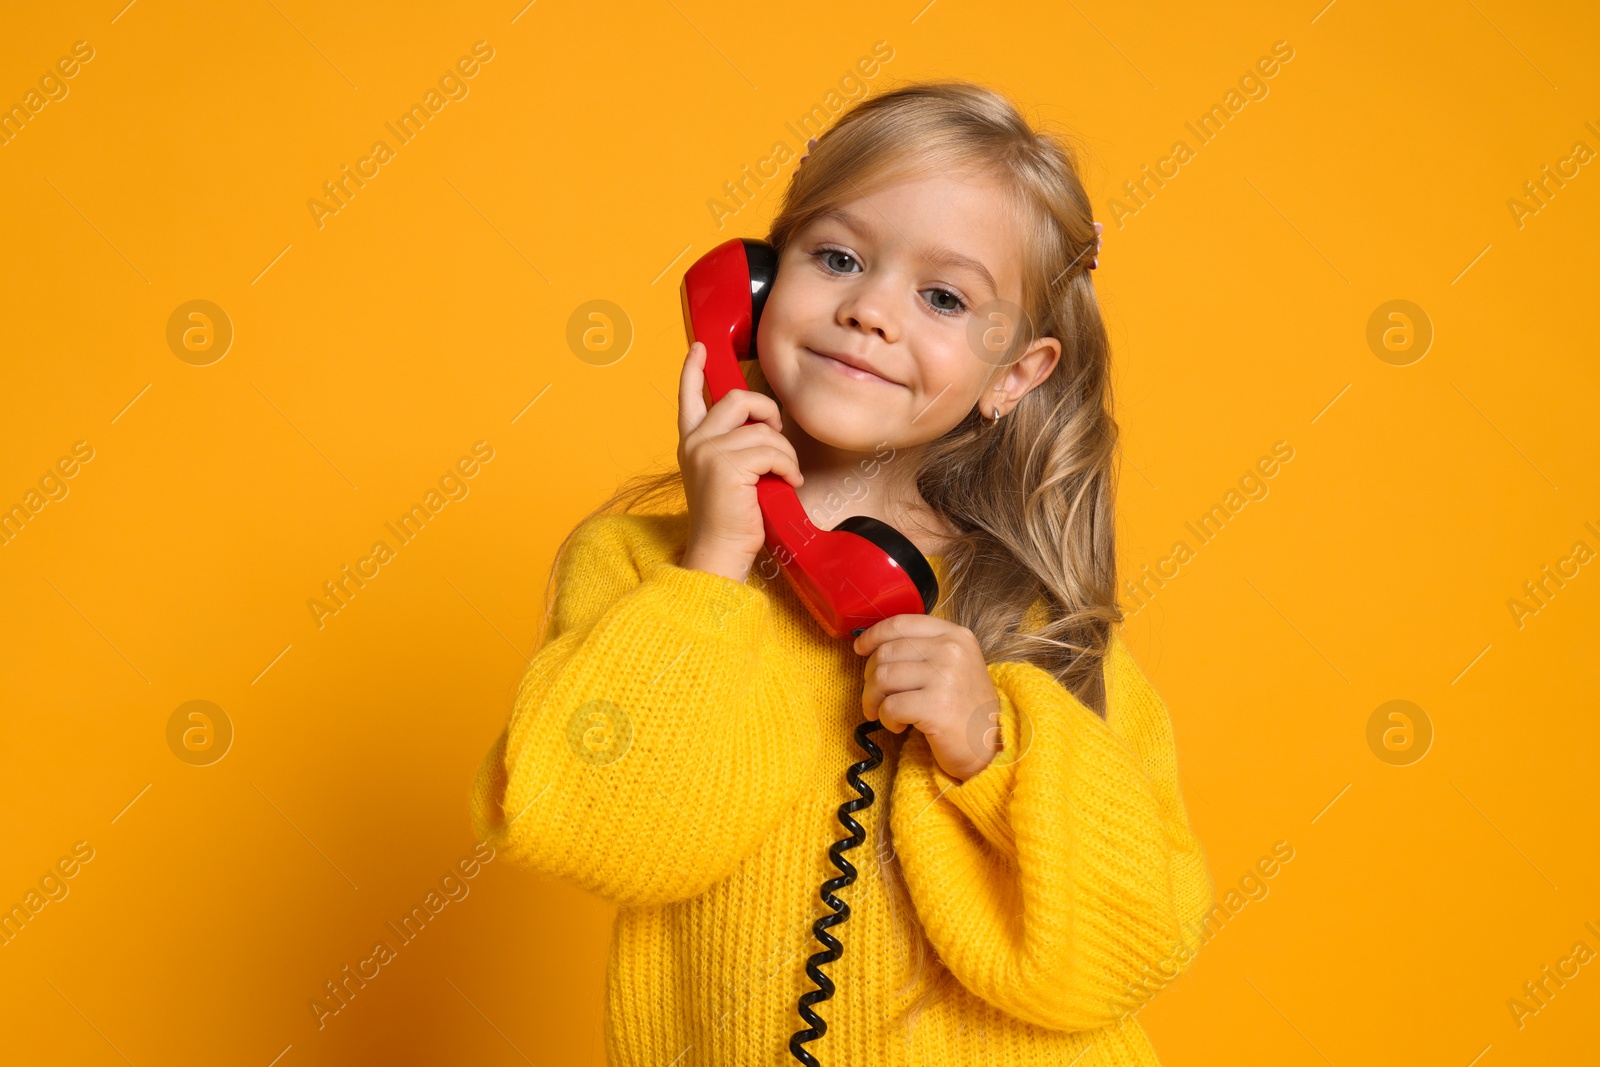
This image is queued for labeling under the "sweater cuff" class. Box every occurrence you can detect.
[639,560,770,644]
[926,668,1026,862]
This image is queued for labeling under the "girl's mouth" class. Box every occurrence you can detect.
[805,347,896,386]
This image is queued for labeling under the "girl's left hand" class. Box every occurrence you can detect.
[854,615,1002,782]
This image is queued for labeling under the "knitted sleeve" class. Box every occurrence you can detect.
[888,640,1213,1031]
[468,513,817,908]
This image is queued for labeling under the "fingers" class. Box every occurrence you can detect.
[853,613,961,657]
[862,659,931,733]
[867,693,926,735]
[678,341,707,439]
[720,415,801,486]
[725,442,803,489]
[687,419,803,490]
[699,384,783,439]
[679,343,786,441]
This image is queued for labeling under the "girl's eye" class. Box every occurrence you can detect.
[812,248,860,274]
[921,288,967,317]
[811,247,970,319]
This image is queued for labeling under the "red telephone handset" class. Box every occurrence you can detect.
[679,237,939,639]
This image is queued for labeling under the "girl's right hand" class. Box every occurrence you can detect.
[676,341,803,583]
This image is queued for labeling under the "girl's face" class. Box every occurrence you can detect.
[756,169,1061,454]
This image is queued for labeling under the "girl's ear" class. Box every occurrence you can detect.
[1028,335,1063,385]
[990,335,1062,414]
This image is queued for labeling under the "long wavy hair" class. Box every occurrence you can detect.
[540,78,1122,1042]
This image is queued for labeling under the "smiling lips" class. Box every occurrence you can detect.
[806,347,897,386]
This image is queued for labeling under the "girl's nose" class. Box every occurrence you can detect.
[837,280,900,344]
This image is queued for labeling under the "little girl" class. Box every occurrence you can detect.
[471,79,1213,1066]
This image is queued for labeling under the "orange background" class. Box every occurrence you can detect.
[2,1,1597,1064]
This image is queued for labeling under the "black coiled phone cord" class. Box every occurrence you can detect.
[788,718,885,1066]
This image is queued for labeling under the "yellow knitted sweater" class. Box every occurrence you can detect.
[469,509,1213,1066]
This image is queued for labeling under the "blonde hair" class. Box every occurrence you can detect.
[543,78,1121,1042]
